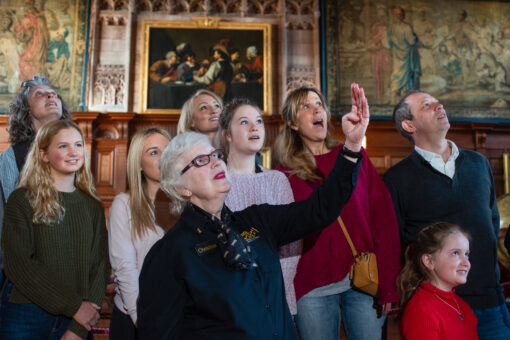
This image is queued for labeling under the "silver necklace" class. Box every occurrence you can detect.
[434,293,464,321]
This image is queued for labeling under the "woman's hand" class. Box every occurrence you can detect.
[342,83,370,152]
[381,302,393,315]
[61,330,82,340]
[73,301,100,331]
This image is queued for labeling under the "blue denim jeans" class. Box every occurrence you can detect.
[296,288,386,340]
[0,282,71,340]
[473,303,510,340]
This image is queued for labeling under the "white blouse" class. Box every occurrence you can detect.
[108,192,165,324]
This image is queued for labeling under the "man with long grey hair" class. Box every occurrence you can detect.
[0,74,71,286]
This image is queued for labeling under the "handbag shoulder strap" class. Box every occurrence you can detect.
[302,165,358,257]
[337,216,358,257]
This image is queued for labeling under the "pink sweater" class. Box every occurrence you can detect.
[225,170,300,314]
[276,145,401,304]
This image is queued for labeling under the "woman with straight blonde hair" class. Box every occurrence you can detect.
[274,84,401,340]
[108,127,171,339]
[177,89,222,146]
[1,120,109,340]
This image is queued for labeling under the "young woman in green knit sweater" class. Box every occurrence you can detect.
[0,120,109,340]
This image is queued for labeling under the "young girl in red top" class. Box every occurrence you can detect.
[398,222,478,340]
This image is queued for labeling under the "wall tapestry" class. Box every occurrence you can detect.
[323,0,510,119]
[0,0,90,113]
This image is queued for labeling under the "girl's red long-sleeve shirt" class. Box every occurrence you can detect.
[401,282,478,340]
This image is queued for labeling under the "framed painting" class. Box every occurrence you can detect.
[321,0,510,120]
[140,18,272,114]
[0,0,90,114]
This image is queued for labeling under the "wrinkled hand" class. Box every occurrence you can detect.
[61,330,82,340]
[341,83,370,152]
[73,301,100,331]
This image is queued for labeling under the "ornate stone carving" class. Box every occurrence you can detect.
[131,0,279,15]
[286,65,316,91]
[187,0,206,13]
[99,0,129,10]
[285,0,316,30]
[286,75,316,91]
[99,14,127,25]
[285,0,314,15]
[286,18,314,30]
[93,65,126,108]
[247,0,278,15]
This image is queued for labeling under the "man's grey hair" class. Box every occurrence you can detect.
[160,132,210,214]
[392,90,424,143]
[246,46,258,58]
[166,51,177,60]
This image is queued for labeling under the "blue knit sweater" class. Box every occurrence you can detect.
[383,149,503,309]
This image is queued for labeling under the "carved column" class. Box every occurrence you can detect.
[284,0,319,92]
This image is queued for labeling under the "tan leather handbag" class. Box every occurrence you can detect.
[338,217,379,297]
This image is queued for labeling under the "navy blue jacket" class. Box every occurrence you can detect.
[137,154,361,339]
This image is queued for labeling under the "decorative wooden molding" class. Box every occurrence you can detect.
[192,16,222,28]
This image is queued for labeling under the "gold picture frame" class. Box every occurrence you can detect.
[504,153,509,195]
[140,18,272,114]
[260,147,272,169]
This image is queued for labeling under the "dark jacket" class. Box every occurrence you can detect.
[137,153,361,339]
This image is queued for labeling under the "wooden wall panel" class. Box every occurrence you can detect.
[0,114,508,201]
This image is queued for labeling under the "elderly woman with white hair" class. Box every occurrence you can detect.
[137,84,370,340]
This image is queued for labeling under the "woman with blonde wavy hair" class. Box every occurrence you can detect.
[108,127,170,340]
[177,89,222,146]
[0,120,109,340]
[274,84,401,340]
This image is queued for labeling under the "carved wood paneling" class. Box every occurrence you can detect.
[92,112,135,209]
[1,114,507,198]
